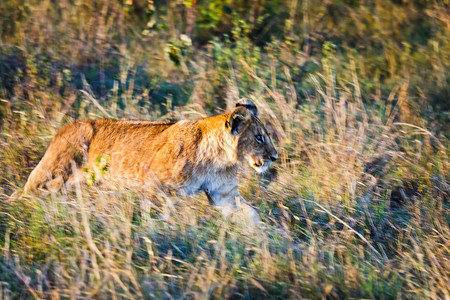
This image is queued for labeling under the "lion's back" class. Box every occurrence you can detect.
[24,119,177,191]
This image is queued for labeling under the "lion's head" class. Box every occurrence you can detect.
[227,99,278,173]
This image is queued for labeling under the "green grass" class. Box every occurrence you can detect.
[1,0,449,298]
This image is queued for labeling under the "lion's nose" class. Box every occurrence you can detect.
[270,153,278,162]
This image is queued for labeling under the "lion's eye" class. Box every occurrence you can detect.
[255,135,264,144]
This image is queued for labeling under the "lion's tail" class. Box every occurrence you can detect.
[23,121,94,193]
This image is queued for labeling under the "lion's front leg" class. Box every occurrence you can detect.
[207,184,260,223]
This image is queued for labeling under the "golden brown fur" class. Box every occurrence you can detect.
[24,100,278,221]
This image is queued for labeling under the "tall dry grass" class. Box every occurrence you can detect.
[1,55,448,298]
[0,0,449,298]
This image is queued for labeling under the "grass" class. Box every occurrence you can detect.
[1,0,449,298]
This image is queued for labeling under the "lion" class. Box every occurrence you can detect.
[22,99,278,221]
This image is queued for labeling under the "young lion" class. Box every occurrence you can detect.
[23,100,278,221]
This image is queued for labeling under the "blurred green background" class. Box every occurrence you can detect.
[1,0,448,128]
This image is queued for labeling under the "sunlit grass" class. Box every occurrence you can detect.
[1,62,448,298]
[0,0,449,298]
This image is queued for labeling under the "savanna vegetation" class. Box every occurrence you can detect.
[0,0,449,298]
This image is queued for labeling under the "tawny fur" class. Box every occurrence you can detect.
[23,101,278,221]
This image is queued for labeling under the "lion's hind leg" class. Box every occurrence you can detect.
[23,162,59,193]
[23,121,94,194]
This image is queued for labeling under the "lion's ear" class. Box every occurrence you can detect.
[228,107,251,135]
[235,99,258,117]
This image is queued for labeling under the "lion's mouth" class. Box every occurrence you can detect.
[252,159,272,173]
[254,161,263,168]
[245,155,271,173]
